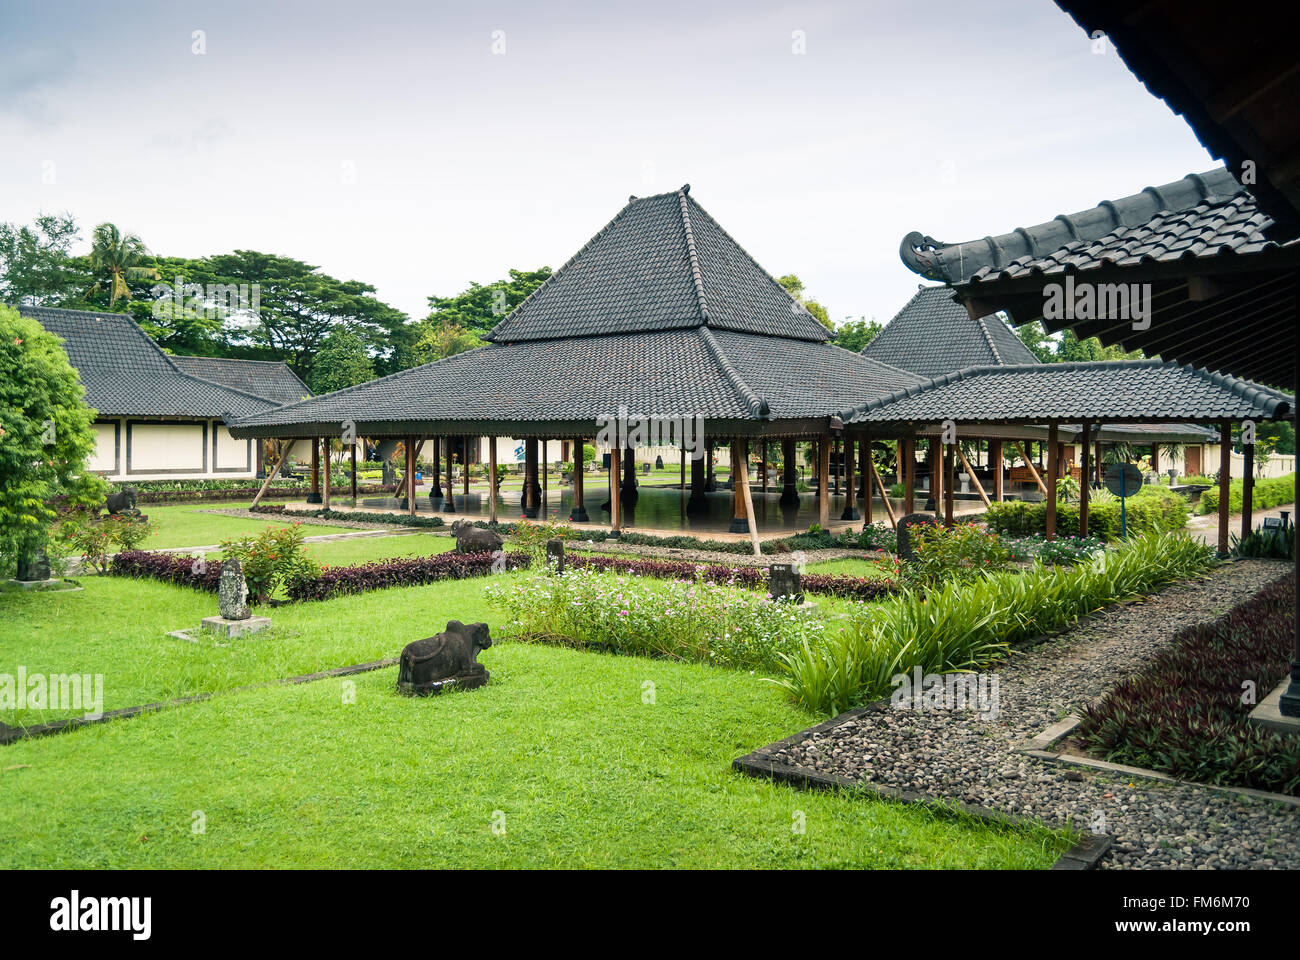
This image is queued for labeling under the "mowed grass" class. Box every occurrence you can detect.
[0,568,526,726]
[803,556,895,578]
[0,644,1071,869]
[131,502,354,549]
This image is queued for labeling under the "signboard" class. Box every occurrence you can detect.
[1104,463,1143,498]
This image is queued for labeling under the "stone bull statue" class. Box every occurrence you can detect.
[396,620,492,695]
[104,487,140,516]
[450,519,503,554]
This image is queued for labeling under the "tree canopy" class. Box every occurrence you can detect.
[310,328,376,394]
[776,274,832,329]
[0,305,106,576]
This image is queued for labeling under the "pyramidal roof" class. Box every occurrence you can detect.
[861,285,1037,378]
[486,185,831,344]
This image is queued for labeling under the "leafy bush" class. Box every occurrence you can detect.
[905,523,1013,585]
[1198,472,1295,515]
[486,567,826,673]
[774,532,1216,714]
[1231,525,1295,560]
[220,524,318,604]
[110,550,222,591]
[858,523,897,552]
[510,515,574,567]
[250,505,445,528]
[986,485,1188,541]
[1077,573,1300,794]
[285,550,531,601]
[54,514,156,574]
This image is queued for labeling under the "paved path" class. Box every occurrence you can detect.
[1185,501,1295,546]
[772,559,1299,869]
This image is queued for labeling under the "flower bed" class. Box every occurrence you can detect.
[1077,572,1299,795]
[774,532,1217,714]
[485,567,825,673]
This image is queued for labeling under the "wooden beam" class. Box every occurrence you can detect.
[955,446,990,507]
[322,438,332,512]
[407,437,417,517]
[1011,440,1048,495]
[930,438,942,518]
[250,440,290,509]
[1218,422,1232,556]
[1079,423,1091,540]
[870,457,897,528]
[1045,423,1058,541]
[309,437,321,503]
[861,433,873,524]
[735,440,761,557]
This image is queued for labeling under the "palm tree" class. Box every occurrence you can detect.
[88,223,157,308]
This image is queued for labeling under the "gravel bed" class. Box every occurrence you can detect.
[774,559,1299,869]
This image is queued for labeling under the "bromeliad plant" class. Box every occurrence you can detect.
[485,567,826,673]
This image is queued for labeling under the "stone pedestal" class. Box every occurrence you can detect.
[1249,678,1300,735]
[200,615,272,638]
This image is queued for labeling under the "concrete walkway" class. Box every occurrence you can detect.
[1185,502,1295,546]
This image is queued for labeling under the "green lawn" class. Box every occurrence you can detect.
[135,502,355,550]
[804,556,894,578]
[0,642,1070,868]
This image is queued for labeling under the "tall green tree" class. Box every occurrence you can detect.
[832,317,883,353]
[202,251,408,382]
[310,329,375,394]
[0,214,86,306]
[88,223,157,309]
[1015,320,1058,362]
[0,306,106,576]
[424,266,552,339]
[1056,328,1142,362]
[776,274,832,329]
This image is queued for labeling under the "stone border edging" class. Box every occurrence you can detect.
[0,657,398,747]
[731,702,1111,870]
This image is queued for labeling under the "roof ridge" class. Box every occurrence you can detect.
[683,193,829,341]
[698,326,770,419]
[677,186,711,324]
[973,313,1002,363]
[484,196,640,343]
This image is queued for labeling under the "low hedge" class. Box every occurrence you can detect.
[110,550,223,591]
[566,554,900,600]
[1198,472,1295,515]
[252,505,444,528]
[285,550,532,601]
[130,485,392,505]
[985,486,1187,541]
[1077,572,1300,794]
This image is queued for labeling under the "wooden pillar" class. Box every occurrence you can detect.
[705,441,716,491]
[488,438,498,524]
[1079,423,1091,539]
[1242,437,1255,539]
[522,439,539,517]
[832,438,841,495]
[428,438,442,500]
[464,437,472,496]
[990,439,1004,502]
[610,447,622,535]
[841,436,859,521]
[817,436,831,529]
[780,438,798,505]
[680,443,687,491]
[729,440,749,534]
[322,439,333,512]
[862,432,873,524]
[442,436,456,513]
[405,436,416,517]
[307,437,322,504]
[1045,423,1059,540]
[688,442,707,514]
[1151,443,1160,476]
[734,440,761,556]
[1095,437,1104,483]
[943,441,954,526]
[349,440,357,502]
[929,437,942,517]
[571,438,588,522]
[1218,422,1231,556]
[903,428,915,514]
[761,440,769,493]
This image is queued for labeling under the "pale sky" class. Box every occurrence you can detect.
[1,0,1216,328]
